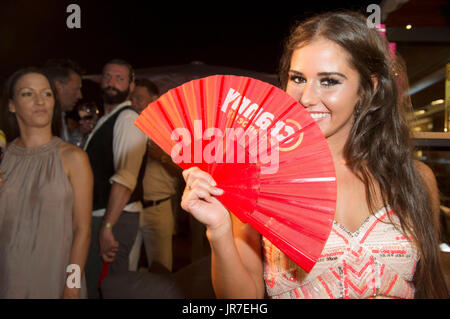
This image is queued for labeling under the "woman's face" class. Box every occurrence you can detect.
[286,38,361,142]
[8,73,55,130]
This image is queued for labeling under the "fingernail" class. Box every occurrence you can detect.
[211,179,217,187]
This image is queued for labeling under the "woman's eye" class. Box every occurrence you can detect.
[43,91,53,97]
[321,78,341,86]
[289,75,306,84]
[21,92,33,97]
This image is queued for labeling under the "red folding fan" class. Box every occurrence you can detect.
[134,75,336,272]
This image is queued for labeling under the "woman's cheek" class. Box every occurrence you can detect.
[285,84,303,105]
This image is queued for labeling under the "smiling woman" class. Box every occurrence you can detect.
[286,39,361,144]
[0,68,93,299]
[278,11,449,298]
[180,11,449,299]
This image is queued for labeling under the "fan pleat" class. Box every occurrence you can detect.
[249,212,317,270]
[134,75,336,272]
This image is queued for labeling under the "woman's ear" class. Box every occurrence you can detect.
[8,100,16,113]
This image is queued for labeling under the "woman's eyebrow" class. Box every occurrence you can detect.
[289,70,347,79]
[317,72,347,79]
[17,87,51,91]
[288,70,303,76]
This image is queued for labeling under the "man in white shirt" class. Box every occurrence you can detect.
[84,59,147,298]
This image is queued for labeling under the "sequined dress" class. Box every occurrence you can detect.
[263,207,419,299]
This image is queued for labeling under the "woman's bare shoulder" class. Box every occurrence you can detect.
[58,141,90,170]
[414,160,437,185]
[414,160,440,219]
[59,140,85,156]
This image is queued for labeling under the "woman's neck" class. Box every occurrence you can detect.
[16,127,53,148]
[327,132,348,167]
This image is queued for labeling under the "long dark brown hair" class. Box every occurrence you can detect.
[0,67,61,142]
[279,11,449,298]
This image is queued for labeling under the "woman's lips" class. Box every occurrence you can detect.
[34,109,48,114]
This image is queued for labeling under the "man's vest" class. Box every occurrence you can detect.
[86,106,146,211]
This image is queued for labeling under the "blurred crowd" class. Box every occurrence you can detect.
[0,58,211,299]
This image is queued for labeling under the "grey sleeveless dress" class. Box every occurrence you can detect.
[0,137,86,298]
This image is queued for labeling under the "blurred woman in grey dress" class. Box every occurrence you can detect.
[0,68,93,298]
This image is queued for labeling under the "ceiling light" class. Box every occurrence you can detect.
[414,110,426,115]
[431,99,444,105]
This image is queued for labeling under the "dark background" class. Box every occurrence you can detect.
[1,0,448,108]
[0,0,383,77]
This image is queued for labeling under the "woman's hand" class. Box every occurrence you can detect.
[63,286,80,299]
[182,167,265,299]
[181,167,231,236]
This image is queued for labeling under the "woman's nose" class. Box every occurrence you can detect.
[299,82,319,107]
[35,94,44,105]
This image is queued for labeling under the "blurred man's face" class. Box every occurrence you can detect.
[131,85,157,113]
[55,72,82,112]
[101,64,134,105]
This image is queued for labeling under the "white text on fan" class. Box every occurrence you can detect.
[171,120,279,174]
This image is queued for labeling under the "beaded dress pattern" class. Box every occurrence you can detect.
[263,207,419,299]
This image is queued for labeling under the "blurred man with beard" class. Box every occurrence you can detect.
[84,59,147,298]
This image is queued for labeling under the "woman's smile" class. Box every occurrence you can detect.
[308,111,331,122]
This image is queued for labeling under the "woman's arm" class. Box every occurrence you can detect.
[181,167,265,298]
[209,214,265,298]
[62,145,93,298]
[414,160,441,235]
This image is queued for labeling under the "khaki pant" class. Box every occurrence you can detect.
[129,199,174,272]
